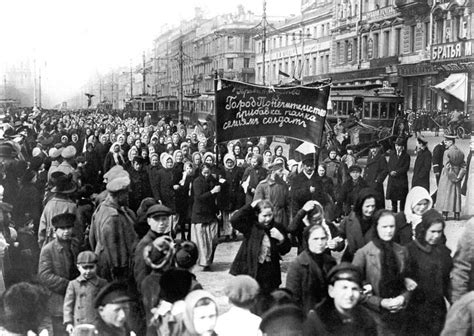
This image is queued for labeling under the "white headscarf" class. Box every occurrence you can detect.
[404,186,433,227]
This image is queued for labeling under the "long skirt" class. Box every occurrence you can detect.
[221,211,236,237]
[435,167,462,214]
[191,221,218,267]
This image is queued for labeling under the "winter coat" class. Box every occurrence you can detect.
[147,165,161,201]
[230,204,291,292]
[338,211,374,262]
[104,151,125,173]
[412,147,432,192]
[290,172,327,209]
[441,291,474,336]
[38,196,78,246]
[38,239,80,317]
[386,150,410,201]
[152,168,179,212]
[363,151,388,207]
[191,174,219,223]
[15,182,42,229]
[338,178,369,214]
[405,239,452,335]
[432,142,446,179]
[450,219,474,303]
[241,166,268,203]
[352,241,411,312]
[461,151,472,196]
[286,250,336,313]
[303,298,377,336]
[254,177,290,228]
[128,167,153,212]
[217,166,245,212]
[322,157,348,190]
[89,195,137,281]
[63,275,108,326]
[133,230,164,290]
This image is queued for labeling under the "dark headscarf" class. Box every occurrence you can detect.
[371,210,404,298]
[415,208,445,245]
[354,188,378,234]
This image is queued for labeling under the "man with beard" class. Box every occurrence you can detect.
[90,172,137,282]
[363,143,388,209]
[38,213,80,336]
[254,161,290,229]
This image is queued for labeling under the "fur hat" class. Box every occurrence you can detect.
[175,240,199,269]
[260,304,305,336]
[51,212,76,229]
[51,174,77,194]
[159,269,194,303]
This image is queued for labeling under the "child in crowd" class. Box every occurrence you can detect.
[63,251,107,334]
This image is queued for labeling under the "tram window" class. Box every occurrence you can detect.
[145,103,154,111]
[380,103,388,119]
[389,103,396,119]
[363,103,370,118]
[372,103,380,119]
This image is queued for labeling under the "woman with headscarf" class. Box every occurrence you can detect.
[173,149,185,181]
[155,153,180,235]
[191,152,203,179]
[286,224,337,313]
[103,141,125,173]
[394,186,433,245]
[127,145,139,168]
[288,200,344,255]
[262,150,274,169]
[352,210,412,336]
[181,290,219,336]
[338,188,378,262]
[217,153,245,241]
[405,209,452,335]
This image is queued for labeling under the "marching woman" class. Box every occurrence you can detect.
[286,224,337,313]
[230,199,291,295]
[352,210,413,336]
[405,209,452,335]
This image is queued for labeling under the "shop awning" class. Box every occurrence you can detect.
[431,73,467,102]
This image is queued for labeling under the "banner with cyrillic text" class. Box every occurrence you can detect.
[215,79,330,146]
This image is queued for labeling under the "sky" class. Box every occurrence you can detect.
[0,0,300,106]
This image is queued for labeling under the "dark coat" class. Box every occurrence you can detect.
[461,151,472,195]
[363,150,388,207]
[152,168,179,211]
[290,172,327,209]
[191,174,219,223]
[38,239,80,316]
[242,166,268,203]
[386,150,410,201]
[394,212,448,246]
[133,230,163,290]
[217,166,245,212]
[432,142,446,184]
[230,204,291,292]
[303,299,377,336]
[338,178,369,214]
[405,240,452,335]
[412,147,432,191]
[338,211,374,262]
[15,182,42,229]
[286,250,336,313]
[147,165,161,201]
[128,168,153,212]
[103,151,125,173]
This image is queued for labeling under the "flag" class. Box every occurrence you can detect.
[278,70,290,77]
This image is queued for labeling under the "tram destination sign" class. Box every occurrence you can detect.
[215,79,330,146]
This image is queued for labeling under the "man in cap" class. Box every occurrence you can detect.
[93,282,133,336]
[133,203,173,289]
[412,136,432,191]
[90,172,137,282]
[363,142,388,210]
[47,147,63,182]
[38,213,80,336]
[38,173,79,247]
[254,160,290,228]
[303,262,377,335]
[290,155,327,216]
[55,145,78,182]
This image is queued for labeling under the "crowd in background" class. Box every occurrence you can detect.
[0,107,473,336]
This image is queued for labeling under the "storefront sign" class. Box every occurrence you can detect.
[398,63,437,76]
[215,79,330,145]
[432,40,473,61]
[434,61,474,72]
[363,6,397,21]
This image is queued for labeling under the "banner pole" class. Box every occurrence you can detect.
[213,70,219,164]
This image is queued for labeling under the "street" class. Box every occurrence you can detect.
[195,132,472,313]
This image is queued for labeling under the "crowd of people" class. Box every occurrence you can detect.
[0,107,473,336]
